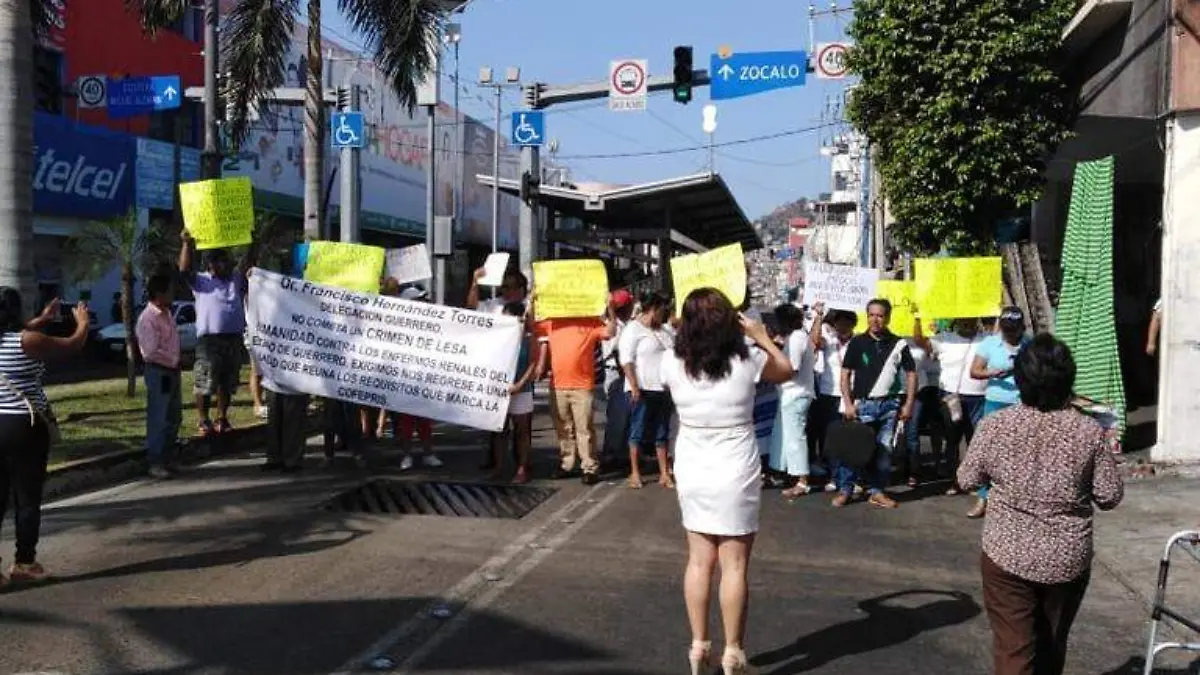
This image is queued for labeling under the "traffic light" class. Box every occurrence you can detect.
[523,82,546,109]
[520,170,540,202]
[673,46,693,104]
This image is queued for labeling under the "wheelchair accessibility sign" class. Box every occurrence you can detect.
[331,112,365,149]
[511,111,544,148]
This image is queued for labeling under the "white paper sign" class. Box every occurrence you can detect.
[801,261,879,312]
[247,268,521,432]
[385,244,432,285]
[479,252,511,286]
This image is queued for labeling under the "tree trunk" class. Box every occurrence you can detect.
[0,1,38,317]
[302,0,324,240]
[121,264,137,397]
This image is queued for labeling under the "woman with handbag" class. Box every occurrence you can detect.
[912,318,986,494]
[0,288,90,586]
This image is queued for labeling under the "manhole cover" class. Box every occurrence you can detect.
[321,479,557,519]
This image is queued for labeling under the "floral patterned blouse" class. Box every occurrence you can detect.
[958,404,1124,585]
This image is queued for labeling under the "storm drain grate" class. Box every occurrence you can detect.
[321,479,557,519]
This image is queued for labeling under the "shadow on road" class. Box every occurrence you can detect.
[7,597,634,675]
[751,589,982,674]
[1101,656,1200,674]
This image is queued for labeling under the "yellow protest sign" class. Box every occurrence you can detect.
[671,243,747,313]
[178,177,255,250]
[304,241,386,294]
[914,257,1003,319]
[532,259,609,320]
[876,280,918,336]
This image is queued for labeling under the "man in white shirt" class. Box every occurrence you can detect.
[467,267,528,315]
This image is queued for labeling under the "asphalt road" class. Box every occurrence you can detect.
[2,439,1198,675]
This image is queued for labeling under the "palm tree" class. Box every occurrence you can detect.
[126,0,444,241]
[63,210,181,397]
[0,1,59,317]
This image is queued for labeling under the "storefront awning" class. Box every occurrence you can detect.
[477,172,761,251]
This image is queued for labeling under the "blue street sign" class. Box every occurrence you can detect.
[331,111,366,149]
[107,75,182,119]
[511,111,544,147]
[709,51,809,101]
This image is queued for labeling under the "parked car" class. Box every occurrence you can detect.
[96,301,198,360]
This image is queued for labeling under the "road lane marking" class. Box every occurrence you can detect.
[329,483,621,675]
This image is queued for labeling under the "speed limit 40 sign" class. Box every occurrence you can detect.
[815,43,850,80]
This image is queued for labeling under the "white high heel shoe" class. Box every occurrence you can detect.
[688,640,712,675]
[722,645,750,675]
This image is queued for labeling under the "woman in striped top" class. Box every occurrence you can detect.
[0,288,91,587]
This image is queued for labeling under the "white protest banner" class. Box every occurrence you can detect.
[247,268,521,432]
[385,244,432,285]
[801,261,879,312]
[479,252,510,286]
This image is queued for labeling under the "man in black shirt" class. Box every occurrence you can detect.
[835,298,917,509]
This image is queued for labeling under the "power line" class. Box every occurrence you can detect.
[554,122,839,160]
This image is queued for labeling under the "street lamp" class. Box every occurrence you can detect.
[478,65,521,254]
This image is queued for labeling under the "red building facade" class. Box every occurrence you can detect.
[60,0,204,142]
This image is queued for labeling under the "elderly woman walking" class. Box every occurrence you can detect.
[958,334,1123,675]
[661,288,793,675]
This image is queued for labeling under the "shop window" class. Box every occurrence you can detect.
[34,46,63,114]
[165,5,203,42]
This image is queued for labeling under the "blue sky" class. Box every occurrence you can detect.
[321,0,853,219]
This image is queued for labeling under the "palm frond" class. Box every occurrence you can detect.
[30,0,56,42]
[223,0,300,145]
[63,211,180,286]
[122,0,191,34]
[338,0,444,111]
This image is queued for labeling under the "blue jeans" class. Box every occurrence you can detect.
[834,398,899,496]
[977,399,1015,499]
[905,387,943,477]
[144,364,182,466]
[627,390,673,447]
[769,391,812,477]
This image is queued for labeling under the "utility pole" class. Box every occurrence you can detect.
[478,67,522,254]
[417,41,445,303]
[339,84,362,243]
[201,0,221,179]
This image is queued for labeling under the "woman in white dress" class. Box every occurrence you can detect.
[660,288,794,675]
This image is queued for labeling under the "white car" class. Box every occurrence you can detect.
[97,301,198,358]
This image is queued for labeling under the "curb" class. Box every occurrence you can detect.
[43,418,320,503]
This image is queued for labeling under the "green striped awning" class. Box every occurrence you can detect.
[1054,156,1125,432]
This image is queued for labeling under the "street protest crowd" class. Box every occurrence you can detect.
[0,207,1130,675]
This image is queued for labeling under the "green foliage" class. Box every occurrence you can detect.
[128,0,442,145]
[847,0,1078,254]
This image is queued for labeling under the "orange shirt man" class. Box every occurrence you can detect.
[537,310,615,484]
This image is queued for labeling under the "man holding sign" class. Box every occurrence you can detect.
[179,232,255,438]
[534,281,618,486]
